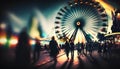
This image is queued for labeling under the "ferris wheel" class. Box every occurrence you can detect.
[55,0,108,43]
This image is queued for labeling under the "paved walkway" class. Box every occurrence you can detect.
[34,49,120,69]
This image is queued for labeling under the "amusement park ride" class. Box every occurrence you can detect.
[54,0,120,44]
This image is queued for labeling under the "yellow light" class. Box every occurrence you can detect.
[95,0,114,12]
[105,32,120,36]
[118,13,120,16]
[10,39,18,45]
[0,30,7,46]
[118,40,120,42]
[29,17,41,39]
[0,38,7,45]
[117,13,120,19]
[95,0,115,34]
[56,50,79,65]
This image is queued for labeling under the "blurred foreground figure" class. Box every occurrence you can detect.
[49,36,59,69]
[64,39,71,60]
[33,38,41,62]
[49,36,59,61]
[70,40,74,60]
[15,28,31,67]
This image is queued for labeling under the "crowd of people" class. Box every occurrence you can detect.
[15,28,116,68]
[46,37,115,63]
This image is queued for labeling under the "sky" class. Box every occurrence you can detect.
[0,0,71,42]
[0,0,119,22]
[0,0,68,33]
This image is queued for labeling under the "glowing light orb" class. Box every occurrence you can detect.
[29,39,36,45]
[76,21,81,26]
[0,23,6,30]
[0,38,7,45]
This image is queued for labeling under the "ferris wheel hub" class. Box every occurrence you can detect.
[76,21,81,26]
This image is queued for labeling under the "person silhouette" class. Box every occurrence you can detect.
[33,38,41,62]
[64,39,71,60]
[49,36,59,63]
[15,28,31,67]
[70,40,74,60]
[77,42,81,56]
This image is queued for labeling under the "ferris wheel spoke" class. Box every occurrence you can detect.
[62,27,74,33]
[65,11,74,18]
[85,7,99,18]
[86,29,98,37]
[58,12,64,16]
[79,5,84,15]
[71,8,77,18]
[60,8,66,13]
[81,5,86,16]
[61,8,74,20]
[62,28,75,38]
[66,7,76,18]
[86,12,99,20]
[66,29,76,38]
[63,12,76,22]
[74,6,79,18]
[83,5,92,15]
[72,7,78,18]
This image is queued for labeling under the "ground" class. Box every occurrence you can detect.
[0,47,120,69]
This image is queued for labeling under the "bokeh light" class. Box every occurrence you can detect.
[0,23,6,30]
[0,37,7,45]
[9,35,18,48]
